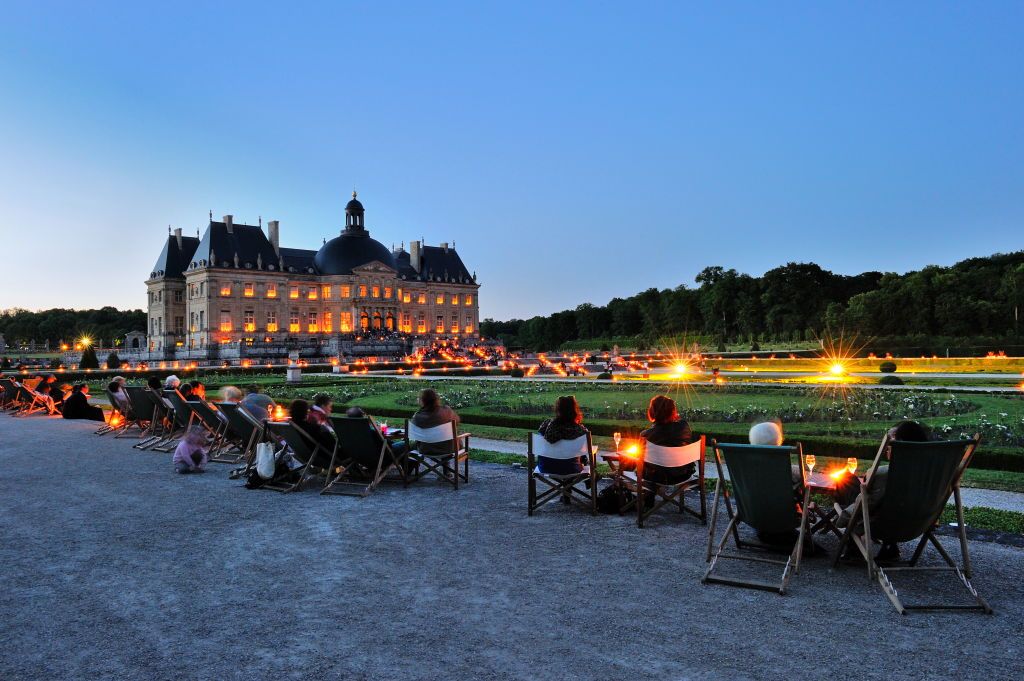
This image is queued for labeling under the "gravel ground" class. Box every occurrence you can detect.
[472,437,1024,513]
[2,415,1023,681]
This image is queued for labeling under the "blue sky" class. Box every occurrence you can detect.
[1,2,1021,320]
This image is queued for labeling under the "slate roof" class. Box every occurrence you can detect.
[149,235,200,280]
[394,245,476,285]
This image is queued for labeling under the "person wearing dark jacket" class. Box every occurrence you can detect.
[536,395,590,475]
[289,399,335,454]
[62,384,105,422]
[639,395,695,485]
[410,389,460,456]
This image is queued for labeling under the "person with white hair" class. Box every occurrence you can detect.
[748,420,784,446]
[164,375,181,389]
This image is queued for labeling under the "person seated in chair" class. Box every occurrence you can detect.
[187,380,206,400]
[108,380,131,415]
[841,420,935,562]
[164,375,181,390]
[240,384,275,422]
[147,376,163,392]
[309,393,334,433]
[536,395,589,476]
[638,395,695,485]
[32,382,58,414]
[290,398,336,453]
[748,420,806,546]
[62,384,105,422]
[411,388,460,457]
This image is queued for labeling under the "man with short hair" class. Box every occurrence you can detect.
[240,383,275,422]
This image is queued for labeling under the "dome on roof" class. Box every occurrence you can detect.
[346,190,364,215]
[314,231,395,275]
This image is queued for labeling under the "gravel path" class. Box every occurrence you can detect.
[471,437,1024,513]
[2,415,1023,680]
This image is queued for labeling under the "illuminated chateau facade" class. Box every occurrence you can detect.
[144,194,479,359]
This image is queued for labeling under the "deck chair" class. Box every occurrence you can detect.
[217,403,264,473]
[105,388,139,437]
[833,435,991,615]
[12,384,51,418]
[618,436,707,527]
[703,442,811,595]
[151,389,192,452]
[323,415,408,497]
[134,389,175,450]
[527,432,597,515]
[259,421,335,493]
[405,420,471,489]
[118,386,157,442]
[188,398,230,455]
[0,378,20,410]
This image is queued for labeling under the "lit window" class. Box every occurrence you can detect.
[307,288,318,300]
[307,311,318,333]
[359,285,367,297]
[243,283,254,297]
[289,310,300,333]
[340,312,353,332]
[417,293,426,304]
[340,285,351,298]
[220,284,232,297]
[219,311,232,332]
[436,294,444,305]
[464,295,473,306]
[322,285,332,299]
[436,316,444,333]
[243,310,255,332]
[266,311,277,332]
[372,286,380,298]
[323,312,333,333]
[267,322,279,332]
[289,286,299,299]
[451,295,459,305]
[266,284,278,298]
[384,287,392,299]
[403,292,411,303]
[464,324,474,334]
[417,320,427,334]
[451,317,459,333]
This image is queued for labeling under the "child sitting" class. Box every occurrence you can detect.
[173,428,209,474]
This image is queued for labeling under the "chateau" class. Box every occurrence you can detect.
[144,194,480,360]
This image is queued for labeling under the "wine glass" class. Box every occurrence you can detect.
[381,420,388,435]
[613,432,622,452]
[805,454,816,478]
[846,457,858,475]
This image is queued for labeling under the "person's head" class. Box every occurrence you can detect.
[183,426,207,448]
[346,406,366,418]
[749,421,784,446]
[313,392,333,412]
[647,395,679,425]
[107,381,121,393]
[80,384,90,395]
[553,395,583,425]
[147,376,162,391]
[164,375,180,389]
[419,388,440,411]
[245,384,260,395]
[220,385,243,402]
[290,398,309,423]
[37,383,51,394]
[189,380,205,398]
[72,384,84,394]
[113,376,126,387]
[889,420,931,442]
[45,375,57,385]
[179,383,193,398]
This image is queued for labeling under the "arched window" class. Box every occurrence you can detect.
[372,312,382,330]
[385,313,394,331]
[360,312,369,330]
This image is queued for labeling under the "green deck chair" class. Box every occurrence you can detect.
[134,389,174,450]
[213,402,262,467]
[151,389,194,452]
[188,398,231,456]
[260,421,335,493]
[115,386,155,440]
[703,441,811,595]
[834,434,991,615]
[324,415,408,497]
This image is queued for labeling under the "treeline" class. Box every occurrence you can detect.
[482,252,1024,350]
[0,307,146,348]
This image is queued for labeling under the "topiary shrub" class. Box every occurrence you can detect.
[79,345,99,369]
[509,367,525,378]
[879,361,897,373]
[106,352,122,369]
[596,372,612,380]
[878,375,904,385]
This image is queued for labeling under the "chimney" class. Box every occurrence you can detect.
[173,227,183,250]
[409,240,422,273]
[440,242,449,253]
[223,214,234,234]
[268,220,280,255]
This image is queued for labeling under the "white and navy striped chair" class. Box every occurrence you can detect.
[527,432,598,515]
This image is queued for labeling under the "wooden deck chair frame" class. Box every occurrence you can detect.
[404,420,470,490]
[107,387,144,438]
[703,441,811,595]
[217,403,265,476]
[618,436,707,527]
[187,398,231,457]
[209,402,255,465]
[259,421,335,493]
[150,389,191,452]
[0,379,22,410]
[1,381,30,413]
[527,432,597,515]
[12,384,52,418]
[133,389,173,450]
[323,415,408,497]
[833,434,991,615]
